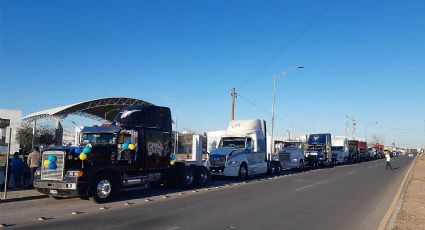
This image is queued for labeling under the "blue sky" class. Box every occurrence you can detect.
[1,0,424,147]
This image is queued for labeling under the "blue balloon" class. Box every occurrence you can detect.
[122,143,129,150]
[48,162,57,169]
[75,147,83,154]
[170,154,177,160]
[83,146,91,154]
[125,139,131,144]
[48,155,57,162]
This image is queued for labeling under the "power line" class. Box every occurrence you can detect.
[237,0,336,88]
[236,92,310,134]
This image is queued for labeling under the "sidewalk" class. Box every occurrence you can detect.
[0,187,47,203]
[393,155,425,229]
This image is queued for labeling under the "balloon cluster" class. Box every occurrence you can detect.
[44,155,57,169]
[170,154,177,166]
[75,145,91,161]
[121,139,136,150]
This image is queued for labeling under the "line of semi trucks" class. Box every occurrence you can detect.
[33,104,388,203]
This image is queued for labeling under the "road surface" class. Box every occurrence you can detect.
[4,156,414,230]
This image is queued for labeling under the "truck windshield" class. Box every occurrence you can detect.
[82,133,116,144]
[332,146,344,151]
[219,137,246,148]
[282,142,300,148]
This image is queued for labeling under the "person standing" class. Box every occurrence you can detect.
[385,152,393,170]
[27,147,41,187]
[11,152,24,187]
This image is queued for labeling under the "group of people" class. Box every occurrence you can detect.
[1,147,41,190]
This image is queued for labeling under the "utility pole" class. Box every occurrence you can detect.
[231,88,237,121]
[345,115,349,137]
[352,119,357,140]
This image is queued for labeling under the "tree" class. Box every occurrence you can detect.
[16,122,56,152]
[370,134,385,145]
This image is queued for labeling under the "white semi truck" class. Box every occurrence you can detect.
[277,140,306,170]
[208,119,281,179]
[331,136,350,164]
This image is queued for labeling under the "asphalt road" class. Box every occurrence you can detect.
[5,156,414,230]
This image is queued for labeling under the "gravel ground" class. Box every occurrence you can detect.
[393,155,425,230]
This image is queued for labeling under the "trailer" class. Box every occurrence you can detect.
[34,104,210,203]
[331,136,349,165]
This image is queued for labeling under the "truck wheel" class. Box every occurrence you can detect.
[299,161,305,171]
[267,162,276,176]
[194,167,210,186]
[90,173,114,204]
[274,162,281,175]
[238,163,248,180]
[176,167,194,188]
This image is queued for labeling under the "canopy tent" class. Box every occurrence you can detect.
[22,97,154,122]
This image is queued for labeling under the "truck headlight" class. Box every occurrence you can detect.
[292,158,298,162]
[66,170,84,178]
[228,160,238,165]
[34,169,41,176]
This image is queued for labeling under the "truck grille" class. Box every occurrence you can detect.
[209,155,226,167]
[41,150,65,181]
[279,153,291,162]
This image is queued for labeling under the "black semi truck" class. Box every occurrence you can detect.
[34,105,210,203]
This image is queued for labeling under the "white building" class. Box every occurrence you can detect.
[0,109,22,154]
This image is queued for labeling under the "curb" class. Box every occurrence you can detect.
[377,156,417,230]
[0,194,48,204]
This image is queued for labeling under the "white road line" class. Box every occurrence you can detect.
[346,171,355,175]
[165,227,180,230]
[295,184,315,191]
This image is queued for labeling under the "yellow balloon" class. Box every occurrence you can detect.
[79,153,87,161]
[128,144,136,150]
[170,160,175,166]
[44,160,50,167]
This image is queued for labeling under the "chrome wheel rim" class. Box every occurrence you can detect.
[185,173,193,185]
[97,180,111,198]
[199,172,207,183]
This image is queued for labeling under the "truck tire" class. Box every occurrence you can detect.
[267,162,276,176]
[274,162,282,175]
[194,166,210,186]
[299,160,305,171]
[238,163,248,180]
[90,173,115,204]
[176,167,194,188]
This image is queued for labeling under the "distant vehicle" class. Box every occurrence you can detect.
[358,141,367,161]
[304,133,332,168]
[208,119,280,179]
[348,140,360,163]
[331,136,349,165]
[277,141,306,170]
[34,105,210,203]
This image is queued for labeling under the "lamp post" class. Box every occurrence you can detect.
[162,96,179,155]
[270,66,304,159]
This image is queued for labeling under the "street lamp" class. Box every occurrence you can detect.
[270,66,304,159]
[162,96,179,155]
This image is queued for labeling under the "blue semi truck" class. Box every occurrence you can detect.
[304,133,333,168]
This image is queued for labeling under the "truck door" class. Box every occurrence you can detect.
[116,130,138,169]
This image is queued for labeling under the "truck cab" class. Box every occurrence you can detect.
[277,141,306,170]
[34,105,210,203]
[331,136,349,165]
[208,119,271,179]
[348,140,360,163]
[358,141,367,161]
[304,133,332,168]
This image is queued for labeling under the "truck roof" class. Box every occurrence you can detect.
[226,119,264,135]
[114,105,172,132]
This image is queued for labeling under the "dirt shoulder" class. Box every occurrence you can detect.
[393,155,425,229]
